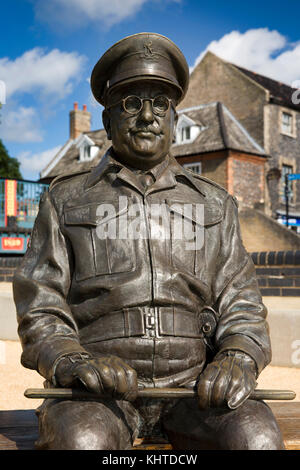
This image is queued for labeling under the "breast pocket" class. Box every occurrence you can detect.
[64,199,136,281]
[167,199,223,275]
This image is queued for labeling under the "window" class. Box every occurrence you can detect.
[175,114,202,145]
[83,145,91,160]
[181,126,191,142]
[184,162,201,175]
[281,164,293,202]
[78,143,99,162]
[281,112,293,135]
[176,126,192,144]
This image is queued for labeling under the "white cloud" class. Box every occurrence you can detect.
[191,28,300,87]
[0,47,86,144]
[0,105,43,143]
[34,0,180,29]
[18,146,61,176]
[0,47,86,100]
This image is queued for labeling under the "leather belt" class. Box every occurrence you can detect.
[80,306,217,345]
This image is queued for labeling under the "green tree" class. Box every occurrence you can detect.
[0,138,22,179]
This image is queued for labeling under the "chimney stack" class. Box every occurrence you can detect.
[69,102,91,139]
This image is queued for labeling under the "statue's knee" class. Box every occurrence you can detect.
[221,425,284,450]
[67,426,114,450]
[42,422,116,450]
[246,430,285,450]
[221,401,285,450]
[37,401,120,450]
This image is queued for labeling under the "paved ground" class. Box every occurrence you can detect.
[0,340,299,411]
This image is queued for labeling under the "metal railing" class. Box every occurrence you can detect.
[0,178,49,230]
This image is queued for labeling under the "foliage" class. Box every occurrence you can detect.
[0,138,22,179]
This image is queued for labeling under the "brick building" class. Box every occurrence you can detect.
[179,51,300,228]
[173,102,266,209]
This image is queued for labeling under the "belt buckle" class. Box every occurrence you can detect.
[143,307,160,338]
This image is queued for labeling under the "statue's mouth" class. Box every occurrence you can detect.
[134,131,156,138]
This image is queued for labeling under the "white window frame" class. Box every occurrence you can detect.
[175,114,201,145]
[183,162,202,175]
[76,134,98,162]
[280,108,297,138]
[180,126,191,143]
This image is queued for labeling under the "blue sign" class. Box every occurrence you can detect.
[278,216,300,227]
[287,173,300,181]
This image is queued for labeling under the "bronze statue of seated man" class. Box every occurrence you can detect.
[13,32,284,450]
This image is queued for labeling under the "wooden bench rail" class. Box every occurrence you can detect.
[0,403,299,450]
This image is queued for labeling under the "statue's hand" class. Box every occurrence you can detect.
[55,354,138,401]
[197,351,257,410]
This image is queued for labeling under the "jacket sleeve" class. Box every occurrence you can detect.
[13,190,89,382]
[212,195,271,375]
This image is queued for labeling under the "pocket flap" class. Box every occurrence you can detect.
[167,199,222,226]
[64,199,130,227]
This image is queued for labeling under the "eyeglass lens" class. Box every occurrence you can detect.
[123,96,170,115]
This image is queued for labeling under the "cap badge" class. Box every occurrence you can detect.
[143,41,154,58]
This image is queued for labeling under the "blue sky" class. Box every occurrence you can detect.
[1,0,300,180]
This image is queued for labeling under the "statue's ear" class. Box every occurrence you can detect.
[103,109,112,140]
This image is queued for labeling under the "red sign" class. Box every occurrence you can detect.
[1,237,24,251]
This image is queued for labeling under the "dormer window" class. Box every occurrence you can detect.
[180,126,191,142]
[175,114,202,145]
[82,145,91,160]
[76,134,99,162]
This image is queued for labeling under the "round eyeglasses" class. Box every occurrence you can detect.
[107,95,174,116]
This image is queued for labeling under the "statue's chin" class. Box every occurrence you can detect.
[131,134,158,155]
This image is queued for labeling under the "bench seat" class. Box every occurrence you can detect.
[0,403,299,450]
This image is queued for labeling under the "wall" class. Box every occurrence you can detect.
[176,151,228,189]
[0,257,22,283]
[239,207,300,253]
[228,152,265,207]
[251,250,300,297]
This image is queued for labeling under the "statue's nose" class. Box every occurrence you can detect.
[139,100,154,123]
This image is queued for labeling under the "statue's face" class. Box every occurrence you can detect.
[103,81,178,169]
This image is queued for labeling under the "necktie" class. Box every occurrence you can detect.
[138,173,154,188]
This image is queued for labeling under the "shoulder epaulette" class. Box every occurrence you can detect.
[49,168,94,191]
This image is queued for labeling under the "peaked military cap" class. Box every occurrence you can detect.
[91,32,189,106]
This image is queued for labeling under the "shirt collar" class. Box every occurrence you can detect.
[84,147,206,197]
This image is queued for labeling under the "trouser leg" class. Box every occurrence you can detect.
[163,398,285,450]
[35,398,141,450]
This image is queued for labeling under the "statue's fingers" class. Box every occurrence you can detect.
[96,362,116,395]
[118,366,138,401]
[209,368,231,408]
[74,363,104,394]
[197,364,221,409]
[226,368,256,409]
[56,372,76,388]
[104,357,138,400]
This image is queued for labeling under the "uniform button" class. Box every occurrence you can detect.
[202,322,212,334]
